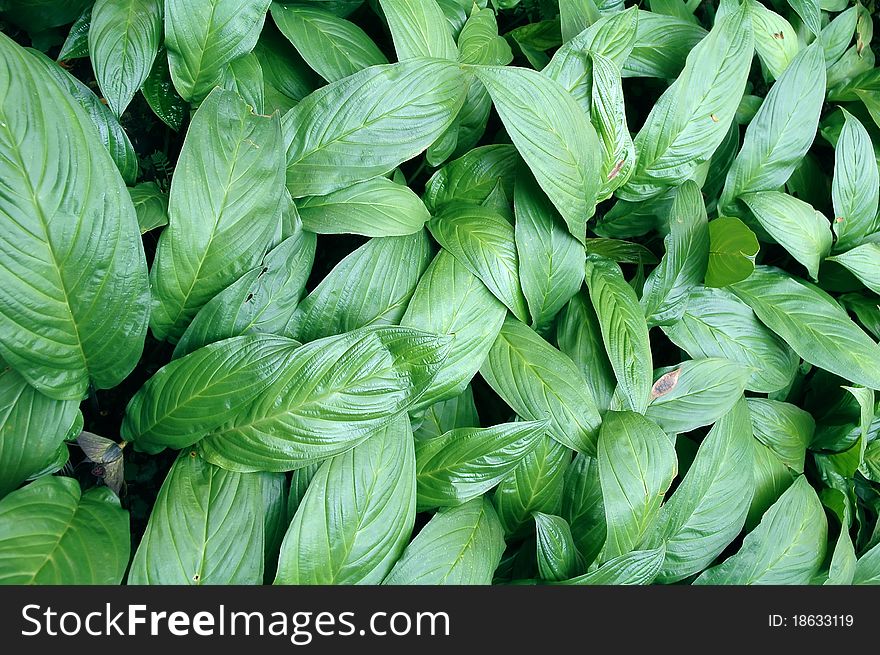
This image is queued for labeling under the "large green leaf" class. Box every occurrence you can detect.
[787,0,821,36]
[599,411,677,560]
[480,316,601,455]
[560,546,665,585]
[694,476,827,584]
[150,89,284,343]
[89,0,163,117]
[749,1,799,80]
[619,6,753,200]
[271,4,387,83]
[297,177,430,237]
[173,230,316,358]
[534,512,582,581]
[730,267,880,390]
[514,169,584,333]
[720,43,826,210]
[472,65,602,243]
[562,453,605,566]
[275,416,416,584]
[284,58,467,197]
[287,232,432,343]
[122,335,300,454]
[591,52,636,199]
[415,419,547,509]
[457,7,513,66]
[646,358,751,434]
[827,244,880,295]
[652,398,753,582]
[401,250,506,409]
[832,110,879,251]
[853,541,880,584]
[165,0,270,102]
[0,477,129,584]
[429,203,529,322]
[423,144,519,211]
[641,181,709,327]
[199,327,451,472]
[623,11,705,79]
[0,366,78,498]
[705,216,759,288]
[383,497,505,584]
[662,287,799,394]
[380,0,458,61]
[128,453,265,584]
[585,256,652,414]
[0,33,149,401]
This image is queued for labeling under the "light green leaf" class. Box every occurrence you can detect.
[297,177,430,237]
[128,453,265,584]
[415,419,547,509]
[220,52,265,114]
[591,52,636,200]
[413,385,480,441]
[560,547,665,585]
[832,110,879,251]
[199,327,451,472]
[562,453,605,566]
[401,250,506,409]
[731,266,880,390]
[129,182,169,234]
[275,416,416,584]
[820,6,857,67]
[89,0,162,116]
[705,216,760,287]
[787,0,822,36]
[828,244,880,295]
[423,144,519,211]
[0,477,129,584]
[270,4,387,83]
[380,0,458,61]
[853,541,880,584]
[150,89,284,343]
[623,11,706,79]
[480,316,602,455]
[287,232,432,343]
[534,512,582,581]
[457,8,512,66]
[585,255,652,414]
[284,58,467,197]
[383,497,505,584]
[694,476,827,584]
[599,411,677,560]
[165,0,270,102]
[472,65,602,243]
[429,203,529,322]
[749,0,799,79]
[0,34,149,400]
[652,397,753,583]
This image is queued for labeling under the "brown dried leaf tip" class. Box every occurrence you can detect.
[651,368,681,399]
[772,31,785,40]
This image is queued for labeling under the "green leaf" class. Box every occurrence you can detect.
[383,497,505,584]
[287,232,432,343]
[220,53,265,114]
[472,65,602,243]
[199,326,451,472]
[583,238,658,265]
[297,177,430,237]
[559,0,599,43]
[0,34,149,400]
[663,287,798,394]
[0,477,128,584]
[694,476,827,584]
[415,419,547,509]
[560,546,665,585]
[0,366,78,499]
[828,244,880,295]
[749,0,799,80]
[58,5,92,60]
[401,250,506,409]
[591,52,636,199]
[820,6,857,68]
[619,7,753,200]
[89,0,163,117]
[413,385,480,441]
[150,89,284,343]
[429,203,528,322]
[129,182,169,234]
[652,397,753,583]
[825,521,857,585]
[141,47,187,131]
[480,316,601,455]
[598,411,677,560]
[853,541,880,584]
[731,266,880,390]
[585,255,652,414]
[275,416,416,584]
[624,11,706,79]
[380,0,458,61]
[284,58,467,197]
[641,181,709,327]
[832,110,879,251]
[787,0,822,36]
[165,0,270,102]
[514,169,585,332]
[0,0,92,33]
[557,291,616,414]
[254,27,320,110]
[562,453,605,566]
[424,144,519,211]
[457,8,512,66]
[286,463,320,519]
[740,192,832,280]
[270,4,387,83]
[174,231,316,358]
[534,512,582,581]
[720,43,826,210]
[493,435,570,537]
[646,358,751,434]
[705,216,760,288]
[259,472,287,580]
[750,399,813,472]
[128,453,265,584]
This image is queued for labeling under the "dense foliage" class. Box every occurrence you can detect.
[1,0,880,586]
